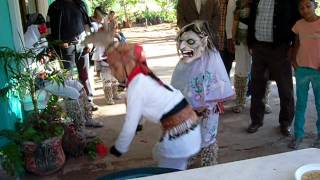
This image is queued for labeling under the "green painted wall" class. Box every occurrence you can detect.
[48,0,55,5]
[0,1,14,49]
[0,0,23,146]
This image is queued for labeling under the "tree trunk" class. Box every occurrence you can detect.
[124,3,128,22]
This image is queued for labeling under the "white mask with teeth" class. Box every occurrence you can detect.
[178,30,208,63]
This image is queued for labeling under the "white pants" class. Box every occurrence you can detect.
[201,109,219,148]
[153,125,201,170]
[100,65,117,86]
[235,42,251,77]
[44,79,83,100]
[158,157,189,170]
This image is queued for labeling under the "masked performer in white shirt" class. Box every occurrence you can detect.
[87,41,201,170]
[171,21,234,167]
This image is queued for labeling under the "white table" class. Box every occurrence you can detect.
[136,148,320,180]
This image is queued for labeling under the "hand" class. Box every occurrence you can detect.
[217,102,225,114]
[195,108,210,117]
[291,61,298,70]
[287,47,298,69]
[227,39,235,54]
[110,146,122,157]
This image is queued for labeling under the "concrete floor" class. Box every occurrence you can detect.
[3,23,318,180]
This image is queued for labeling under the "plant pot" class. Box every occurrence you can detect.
[62,123,86,157]
[23,137,66,176]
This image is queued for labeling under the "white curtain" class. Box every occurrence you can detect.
[36,0,49,18]
[27,0,37,14]
[8,0,24,51]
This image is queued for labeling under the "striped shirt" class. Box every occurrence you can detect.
[254,0,274,42]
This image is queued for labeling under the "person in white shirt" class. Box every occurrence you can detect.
[171,21,234,166]
[94,42,201,170]
[225,0,272,113]
[91,7,120,105]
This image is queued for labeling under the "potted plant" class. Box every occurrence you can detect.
[0,45,67,177]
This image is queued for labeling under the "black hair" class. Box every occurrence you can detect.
[148,70,173,91]
[300,0,318,6]
[95,6,107,15]
[26,13,45,27]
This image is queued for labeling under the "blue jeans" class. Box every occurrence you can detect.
[294,67,320,138]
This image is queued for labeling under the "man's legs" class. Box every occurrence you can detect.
[76,49,97,110]
[56,45,76,70]
[248,44,268,133]
[76,51,91,95]
[268,45,294,134]
[233,43,251,113]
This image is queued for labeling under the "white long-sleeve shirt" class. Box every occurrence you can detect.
[115,74,185,153]
[226,0,236,40]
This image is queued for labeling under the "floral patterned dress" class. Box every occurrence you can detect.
[171,49,234,148]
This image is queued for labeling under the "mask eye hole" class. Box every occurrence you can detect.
[187,39,195,45]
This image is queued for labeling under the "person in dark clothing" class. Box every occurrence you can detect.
[47,0,98,111]
[246,0,300,136]
[47,0,91,69]
[176,0,234,77]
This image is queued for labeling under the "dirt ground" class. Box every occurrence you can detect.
[2,23,319,180]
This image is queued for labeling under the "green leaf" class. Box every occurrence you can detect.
[0,143,25,177]
[21,127,38,141]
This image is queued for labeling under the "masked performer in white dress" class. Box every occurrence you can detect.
[171,21,234,166]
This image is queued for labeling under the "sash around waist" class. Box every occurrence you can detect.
[160,99,199,140]
[160,98,188,121]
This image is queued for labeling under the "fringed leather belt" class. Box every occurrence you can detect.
[160,99,199,140]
